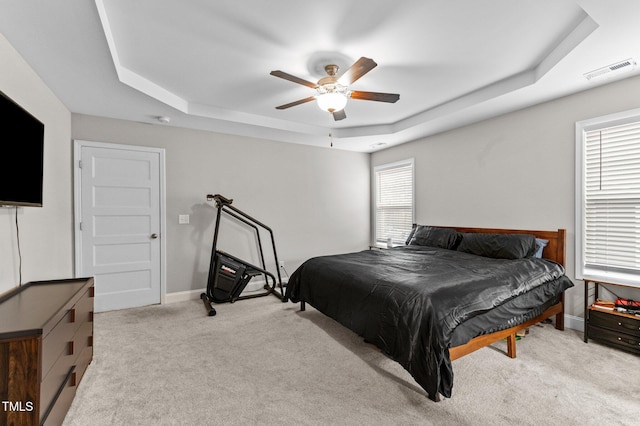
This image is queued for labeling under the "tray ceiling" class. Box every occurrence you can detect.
[1,0,639,151]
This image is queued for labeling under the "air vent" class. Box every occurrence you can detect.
[584,58,636,80]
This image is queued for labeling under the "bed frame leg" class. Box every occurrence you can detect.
[300,301,306,311]
[555,312,565,330]
[555,294,565,330]
[506,333,516,358]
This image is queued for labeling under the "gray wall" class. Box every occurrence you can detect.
[372,74,640,319]
[0,34,74,295]
[72,115,371,295]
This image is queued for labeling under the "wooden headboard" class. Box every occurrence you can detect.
[427,225,566,266]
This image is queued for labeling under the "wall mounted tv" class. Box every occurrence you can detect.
[0,90,44,207]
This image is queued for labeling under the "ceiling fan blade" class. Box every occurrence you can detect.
[338,57,377,85]
[332,109,347,121]
[275,96,316,110]
[350,91,400,103]
[270,70,317,89]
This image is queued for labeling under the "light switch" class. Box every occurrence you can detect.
[178,214,190,225]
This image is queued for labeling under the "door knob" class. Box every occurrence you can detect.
[151,233,158,239]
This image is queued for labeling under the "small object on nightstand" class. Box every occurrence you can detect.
[592,298,615,311]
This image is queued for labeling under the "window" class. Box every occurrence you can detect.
[373,159,414,246]
[576,108,640,287]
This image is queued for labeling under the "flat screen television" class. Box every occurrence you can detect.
[0,90,44,207]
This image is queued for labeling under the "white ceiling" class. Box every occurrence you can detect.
[1,0,639,152]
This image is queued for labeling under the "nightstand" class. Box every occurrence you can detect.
[584,280,640,354]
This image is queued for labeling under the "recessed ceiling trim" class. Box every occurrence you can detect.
[395,70,537,134]
[188,102,328,135]
[95,0,117,65]
[118,67,190,113]
[93,0,614,150]
[97,0,190,113]
[535,12,599,80]
[378,11,598,138]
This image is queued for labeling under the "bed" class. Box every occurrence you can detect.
[285,225,574,401]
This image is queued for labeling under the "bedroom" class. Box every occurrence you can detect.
[1,1,640,424]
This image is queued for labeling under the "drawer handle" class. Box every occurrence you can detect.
[68,341,74,355]
[69,308,76,323]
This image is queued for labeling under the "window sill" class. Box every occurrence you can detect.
[580,269,640,289]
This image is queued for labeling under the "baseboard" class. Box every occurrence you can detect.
[164,277,289,304]
[165,288,205,304]
[564,314,584,332]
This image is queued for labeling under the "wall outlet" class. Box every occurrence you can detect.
[178,214,190,225]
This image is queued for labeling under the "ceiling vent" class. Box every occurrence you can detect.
[584,58,637,80]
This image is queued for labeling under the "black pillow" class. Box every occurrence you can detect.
[405,225,417,245]
[456,233,538,259]
[409,226,461,250]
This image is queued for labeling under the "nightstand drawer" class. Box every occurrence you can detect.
[589,309,640,337]
[588,325,640,354]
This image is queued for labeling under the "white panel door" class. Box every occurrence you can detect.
[75,142,164,312]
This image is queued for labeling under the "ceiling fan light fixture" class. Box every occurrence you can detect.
[271,57,398,121]
[316,92,348,113]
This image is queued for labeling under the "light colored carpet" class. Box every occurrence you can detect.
[63,296,640,425]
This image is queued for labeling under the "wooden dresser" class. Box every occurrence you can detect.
[0,278,94,426]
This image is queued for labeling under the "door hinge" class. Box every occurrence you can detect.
[78,160,83,169]
[79,222,83,231]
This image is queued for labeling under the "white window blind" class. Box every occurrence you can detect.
[374,159,414,245]
[578,111,640,287]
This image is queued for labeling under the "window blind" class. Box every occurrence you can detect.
[584,121,640,275]
[374,160,414,245]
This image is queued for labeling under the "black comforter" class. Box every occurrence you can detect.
[285,245,573,399]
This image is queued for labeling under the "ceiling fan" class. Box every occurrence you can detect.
[270,57,400,121]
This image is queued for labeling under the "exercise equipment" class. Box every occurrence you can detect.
[200,194,286,316]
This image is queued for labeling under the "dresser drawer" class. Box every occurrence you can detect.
[73,286,94,326]
[41,286,94,378]
[42,309,76,378]
[40,341,76,415]
[41,367,76,426]
[589,309,640,337]
[74,321,94,385]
